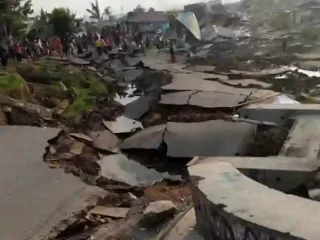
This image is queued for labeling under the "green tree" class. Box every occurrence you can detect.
[0,0,34,38]
[49,8,77,43]
[29,8,50,36]
[133,4,145,14]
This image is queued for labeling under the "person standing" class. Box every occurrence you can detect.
[95,37,103,56]
[282,38,287,53]
[169,42,176,63]
[0,45,8,68]
[13,42,22,62]
[55,38,63,58]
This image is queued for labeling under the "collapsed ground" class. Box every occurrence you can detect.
[3,39,320,239]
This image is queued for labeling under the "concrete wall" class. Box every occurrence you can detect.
[188,161,320,240]
[190,184,297,240]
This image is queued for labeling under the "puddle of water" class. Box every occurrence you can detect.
[298,69,320,77]
[275,74,288,79]
[114,85,140,105]
[288,66,320,77]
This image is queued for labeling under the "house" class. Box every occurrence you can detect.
[127,11,168,33]
[292,0,320,24]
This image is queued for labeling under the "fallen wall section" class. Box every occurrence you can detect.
[189,161,320,240]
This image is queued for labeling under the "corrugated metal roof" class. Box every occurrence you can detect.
[176,12,201,40]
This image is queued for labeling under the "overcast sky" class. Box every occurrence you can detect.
[31,0,238,16]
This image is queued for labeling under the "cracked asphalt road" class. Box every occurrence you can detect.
[0,126,106,240]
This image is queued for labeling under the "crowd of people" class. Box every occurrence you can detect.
[0,23,176,68]
[0,37,72,67]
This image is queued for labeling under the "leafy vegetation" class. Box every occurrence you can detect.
[0,72,33,101]
[269,12,292,30]
[133,4,145,14]
[0,0,34,38]
[300,27,320,42]
[49,8,78,43]
[13,61,108,118]
[86,0,112,20]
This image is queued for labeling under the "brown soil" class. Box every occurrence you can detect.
[144,182,192,205]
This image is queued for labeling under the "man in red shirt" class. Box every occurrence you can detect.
[13,42,22,62]
[55,38,63,58]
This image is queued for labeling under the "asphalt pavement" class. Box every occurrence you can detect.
[0,126,106,240]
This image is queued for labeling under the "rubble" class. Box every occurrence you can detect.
[160,90,247,108]
[141,200,177,227]
[120,120,257,158]
[8,2,320,237]
[89,206,130,218]
[99,154,181,187]
[89,130,119,153]
[103,116,143,134]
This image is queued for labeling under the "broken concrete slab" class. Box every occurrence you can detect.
[188,65,216,73]
[238,104,320,123]
[190,156,318,192]
[295,53,320,60]
[115,68,144,82]
[103,116,143,134]
[219,79,272,88]
[160,91,194,105]
[141,200,177,227]
[70,140,85,155]
[70,133,93,143]
[189,161,320,240]
[110,59,123,70]
[123,95,152,120]
[0,126,107,240]
[125,56,142,67]
[89,130,119,153]
[120,120,256,158]
[161,73,257,96]
[89,206,130,218]
[114,92,140,106]
[99,154,181,187]
[160,91,247,108]
[141,57,191,74]
[298,61,320,71]
[279,117,320,160]
[228,68,292,78]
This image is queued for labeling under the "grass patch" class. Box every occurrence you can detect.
[0,72,33,101]
[10,61,109,118]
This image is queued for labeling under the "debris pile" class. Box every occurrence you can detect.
[8,1,320,238]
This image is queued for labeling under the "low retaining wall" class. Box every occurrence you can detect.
[189,161,320,240]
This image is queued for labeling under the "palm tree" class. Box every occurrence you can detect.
[86,0,102,20]
[104,6,112,20]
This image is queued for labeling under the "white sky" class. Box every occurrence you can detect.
[31,0,238,16]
